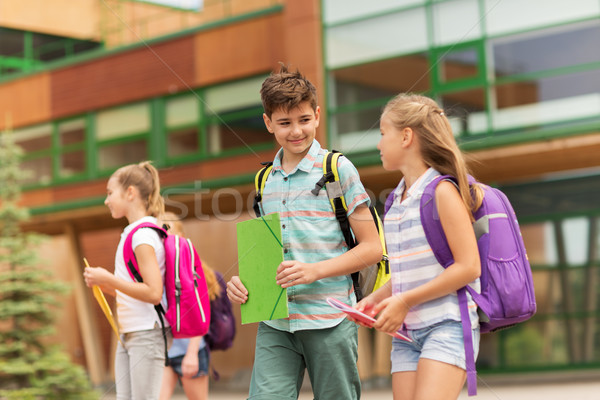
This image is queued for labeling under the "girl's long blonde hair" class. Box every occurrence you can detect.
[113,161,164,217]
[159,212,220,300]
[383,93,483,219]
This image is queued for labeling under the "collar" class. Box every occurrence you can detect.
[395,167,440,201]
[272,139,321,175]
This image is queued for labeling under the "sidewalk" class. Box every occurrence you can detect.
[98,371,600,399]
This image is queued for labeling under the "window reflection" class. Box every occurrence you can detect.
[493,23,600,77]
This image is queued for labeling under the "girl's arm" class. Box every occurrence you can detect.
[84,244,164,305]
[275,203,383,287]
[181,337,202,377]
[372,180,480,333]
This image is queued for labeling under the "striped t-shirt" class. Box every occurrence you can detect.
[384,168,479,330]
[259,139,370,332]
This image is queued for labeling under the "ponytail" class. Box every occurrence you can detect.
[113,161,165,217]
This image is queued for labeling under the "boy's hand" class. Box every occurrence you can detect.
[227,276,248,304]
[276,260,319,288]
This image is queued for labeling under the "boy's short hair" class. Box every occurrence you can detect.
[260,63,318,118]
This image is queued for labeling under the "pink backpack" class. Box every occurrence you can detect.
[123,222,211,339]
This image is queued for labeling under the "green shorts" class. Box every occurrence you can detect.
[248,319,360,400]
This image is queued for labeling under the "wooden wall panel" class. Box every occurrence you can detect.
[51,36,195,118]
[194,14,284,86]
[0,74,51,131]
[0,0,99,40]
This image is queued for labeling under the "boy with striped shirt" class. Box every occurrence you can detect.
[226,65,382,400]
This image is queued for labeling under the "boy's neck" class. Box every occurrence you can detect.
[280,148,310,173]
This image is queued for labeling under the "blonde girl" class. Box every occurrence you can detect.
[356,94,483,400]
[157,212,220,400]
[84,161,169,400]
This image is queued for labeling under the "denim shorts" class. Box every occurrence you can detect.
[391,320,480,373]
[168,346,209,378]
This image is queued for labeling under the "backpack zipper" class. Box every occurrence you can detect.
[187,238,207,324]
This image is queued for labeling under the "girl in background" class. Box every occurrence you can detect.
[158,211,220,400]
[84,161,169,400]
[356,94,483,400]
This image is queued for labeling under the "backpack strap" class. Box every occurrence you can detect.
[312,151,389,301]
[253,162,274,217]
[420,174,478,395]
[122,222,170,366]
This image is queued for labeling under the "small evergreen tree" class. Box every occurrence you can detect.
[0,127,98,399]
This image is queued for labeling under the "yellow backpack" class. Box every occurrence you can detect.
[253,151,390,300]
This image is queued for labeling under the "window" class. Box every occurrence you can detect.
[326,8,428,69]
[432,0,481,46]
[492,23,600,78]
[96,103,150,170]
[485,0,600,36]
[328,54,431,153]
[204,77,270,154]
[58,118,87,178]
[165,94,200,158]
[14,124,53,185]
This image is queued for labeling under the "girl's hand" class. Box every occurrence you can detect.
[227,276,248,304]
[347,294,379,327]
[371,294,410,335]
[83,267,113,288]
[181,351,199,378]
[276,260,319,288]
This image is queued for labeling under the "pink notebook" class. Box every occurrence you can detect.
[327,297,412,342]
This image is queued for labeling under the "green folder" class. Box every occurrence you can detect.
[237,213,287,324]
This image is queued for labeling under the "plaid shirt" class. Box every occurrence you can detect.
[259,140,370,332]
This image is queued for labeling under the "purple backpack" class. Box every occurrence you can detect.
[385,175,536,396]
[123,222,211,340]
[205,270,236,351]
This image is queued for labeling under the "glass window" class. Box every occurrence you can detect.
[166,94,200,158]
[333,106,382,153]
[96,103,150,140]
[485,0,600,36]
[440,88,487,136]
[60,150,86,178]
[98,139,147,171]
[521,222,558,266]
[493,69,600,131]
[0,28,24,57]
[204,77,269,154]
[205,76,264,115]
[14,124,52,153]
[167,127,199,158]
[166,94,199,128]
[438,47,480,83]
[207,109,269,154]
[22,156,52,186]
[323,0,423,25]
[432,0,481,46]
[562,217,589,266]
[326,8,428,68]
[329,54,431,153]
[493,23,600,78]
[330,54,430,108]
[58,119,85,146]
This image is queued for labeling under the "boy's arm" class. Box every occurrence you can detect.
[276,204,382,287]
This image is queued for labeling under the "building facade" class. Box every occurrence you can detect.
[1,0,599,386]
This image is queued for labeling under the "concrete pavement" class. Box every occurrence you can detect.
[98,371,600,399]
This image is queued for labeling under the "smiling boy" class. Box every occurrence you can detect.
[227,65,382,400]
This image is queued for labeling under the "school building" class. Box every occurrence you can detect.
[1,0,599,387]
